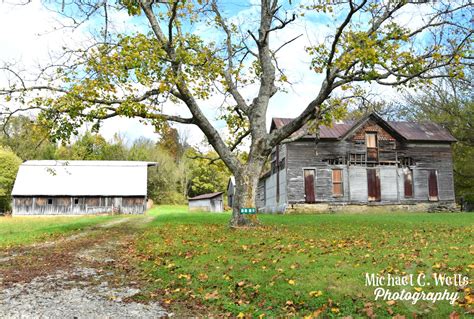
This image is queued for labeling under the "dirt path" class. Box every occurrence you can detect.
[0,215,169,318]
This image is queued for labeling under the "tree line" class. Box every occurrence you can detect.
[0,118,231,212]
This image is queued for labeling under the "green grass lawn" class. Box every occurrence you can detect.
[0,215,118,248]
[134,207,474,317]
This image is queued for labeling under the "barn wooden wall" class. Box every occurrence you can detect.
[13,196,147,215]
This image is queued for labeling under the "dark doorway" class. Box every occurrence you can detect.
[367,168,381,202]
[304,169,315,203]
[428,170,438,201]
[404,169,413,198]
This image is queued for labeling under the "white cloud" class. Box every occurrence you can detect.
[0,2,65,63]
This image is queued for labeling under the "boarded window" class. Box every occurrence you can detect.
[332,169,343,196]
[404,169,413,198]
[428,170,438,201]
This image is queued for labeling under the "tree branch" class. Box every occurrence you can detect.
[211,1,249,113]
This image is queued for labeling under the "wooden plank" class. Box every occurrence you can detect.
[367,169,381,201]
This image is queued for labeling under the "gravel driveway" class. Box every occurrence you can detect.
[0,216,169,318]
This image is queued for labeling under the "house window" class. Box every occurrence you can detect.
[404,169,413,198]
[47,198,53,205]
[366,133,378,161]
[366,133,377,148]
[74,198,79,205]
[270,151,277,174]
[279,158,285,170]
[332,169,343,197]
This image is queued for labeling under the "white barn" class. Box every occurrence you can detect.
[188,192,224,212]
[11,160,155,216]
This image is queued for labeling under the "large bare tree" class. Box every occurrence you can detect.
[1,0,472,226]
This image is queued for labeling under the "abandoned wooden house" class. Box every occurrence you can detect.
[11,160,156,215]
[257,113,456,213]
[188,192,224,212]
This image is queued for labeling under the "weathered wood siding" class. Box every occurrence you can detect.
[260,167,287,213]
[380,167,398,201]
[257,144,287,213]
[188,196,224,212]
[402,143,455,201]
[256,179,265,209]
[12,196,146,215]
[348,167,368,202]
[257,121,455,212]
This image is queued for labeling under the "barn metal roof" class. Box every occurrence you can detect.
[188,192,223,201]
[271,113,456,142]
[12,160,156,196]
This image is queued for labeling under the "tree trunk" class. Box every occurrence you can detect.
[229,161,263,227]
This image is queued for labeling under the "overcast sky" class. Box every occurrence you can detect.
[0,1,430,147]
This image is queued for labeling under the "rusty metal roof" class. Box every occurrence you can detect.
[387,121,456,142]
[271,114,456,142]
[188,192,223,201]
[271,118,355,139]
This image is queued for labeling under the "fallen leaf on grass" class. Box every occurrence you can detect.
[449,312,460,319]
[309,290,323,297]
[204,290,219,300]
[178,273,191,280]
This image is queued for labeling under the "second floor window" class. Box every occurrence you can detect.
[366,133,378,161]
[366,132,377,148]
